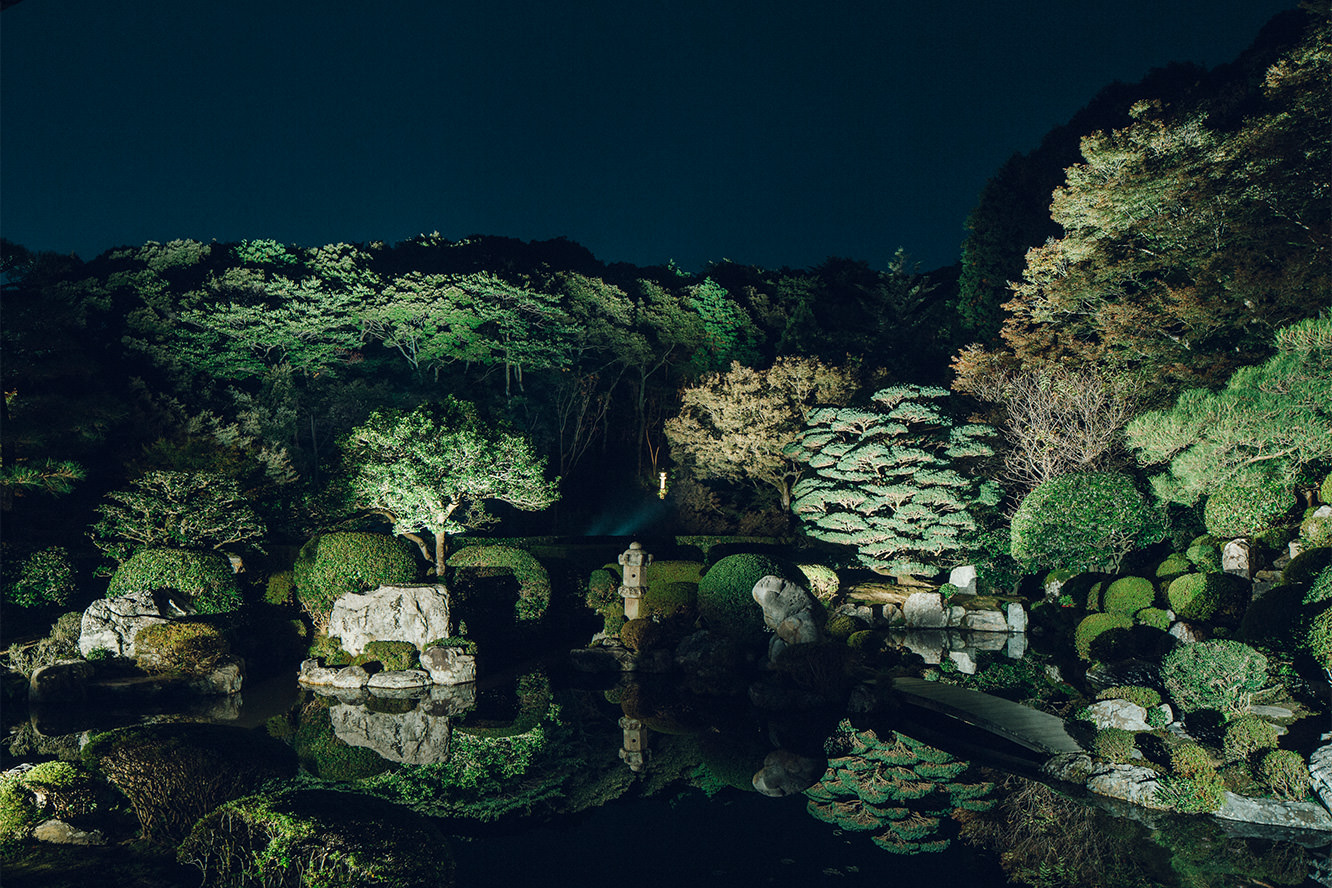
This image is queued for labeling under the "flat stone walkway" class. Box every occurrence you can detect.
[892,677,1084,755]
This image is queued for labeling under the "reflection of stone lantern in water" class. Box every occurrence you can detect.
[619,715,648,772]
[618,541,652,621]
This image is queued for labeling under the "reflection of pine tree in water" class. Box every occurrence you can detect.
[804,721,994,854]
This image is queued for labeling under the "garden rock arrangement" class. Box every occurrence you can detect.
[327,583,451,655]
[77,588,180,658]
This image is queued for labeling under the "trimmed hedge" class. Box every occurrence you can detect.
[641,581,698,619]
[1154,553,1192,583]
[1161,640,1269,715]
[447,544,550,624]
[1073,612,1133,661]
[107,547,241,614]
[294,533,418,622]
[1166,572,1247,622]
[1102,577,1155,615]
[1284,547,1332,587]
[696,554,806,646]
[1010,471,1163,573]
[1136,607,1171,631]
[1203,481,1293,539]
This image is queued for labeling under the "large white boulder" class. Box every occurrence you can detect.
[78,589,172,658]
[327,584,450,656]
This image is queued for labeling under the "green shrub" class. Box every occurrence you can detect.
[620,618,664,652]
[1096,685,1162,709]
[1203,481,1293,539]
[1153,771,1225,813]
[1010,471,1164,573]
[1222,715,1278,763]
[14,761,104,824]
[1085,580,1105,611]
[1322,472,1332,506]
[1161,640,1269,716]
[356,640,418,671]
[133,621,230,675]
[0,772,41,841]
[264,569,295,605]
[447,544,551,624]
[696,554,804,645]
[797,563,840,600]
[1091,728,1136,763]
[107,547,241,614]
[1258,749,1311,801]
[4,546,77,608]
[1073,612,1133,661]
[1154,553,1192,583]
[1306,606,1332,670]
[641,581,698,619]
[1146,706,1169,728]
[1136,607,1171,631]
[1185,540,1222,573]
[1283,546,1332,587]
[5,611,83,678]
[294,533,418,623]
[1306,563,1332,607]
[1166,572,1246,622]
[646,559,705,586]
[178,787,454,887]
[1299,512,1332,547]
[1102,577,1155,615]
[1169,742,1215,779]
[307,633,353,666]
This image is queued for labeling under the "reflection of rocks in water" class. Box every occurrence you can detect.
[27,692,242,739]
[753,749,824,797]
[889,628,1029,674]
[317,684,476,765]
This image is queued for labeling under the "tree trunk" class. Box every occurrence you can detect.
[434,527,448,578]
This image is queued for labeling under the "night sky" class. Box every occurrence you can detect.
[1,0,1298,272]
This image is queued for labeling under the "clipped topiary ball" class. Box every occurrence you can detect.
[1073,612,1133,661]
[697,553,805,646]
[1011,472,1164,573]
[1166,572,1246,622]
[1258,749,1311,801]
[1135,607,1171,631]
[1306,606,1332,671]
[1221,714,1278,764]
[108,548,241,614]
[620,618,664,652]
[1102,577,1155,615]
[1168,742,1215,779]
[294,533,418,623]
[1203,481,1293,540]
[1284,547,1332,587]
[1154,553,1192,583]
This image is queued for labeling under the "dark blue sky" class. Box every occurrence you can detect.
[0,0,1297,272]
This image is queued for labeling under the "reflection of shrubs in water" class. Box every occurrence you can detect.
[773,642,850,696]
[81,723,296,844]
[804,722,995,855]
[179,787,455,888]
[292,698,398,782]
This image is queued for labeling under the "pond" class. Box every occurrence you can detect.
[7,651,1329,888]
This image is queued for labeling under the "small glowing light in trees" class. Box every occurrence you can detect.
[658,471,668,499]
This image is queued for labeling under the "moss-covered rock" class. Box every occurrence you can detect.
[355,639,419,671]
[133,620,231,675]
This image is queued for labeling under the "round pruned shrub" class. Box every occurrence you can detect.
[1258,749,1311,801]
[1166,572,1246,622]
[447,544,551,624]
[1169,742,1215,779]
[1102,577,1155,615]
[1154,553,1192,584]
[1136,607,1171,631]
[641,581,698,619]
[1010,471,1164,573]
[1091,728,1136,764]
[1301,511,1332,548]
[133,621,231,675]
[4,546,77,608]
[294,533,418,623]
[1306,606,1332,671]
[1096,685,1162,710]
[1161,639,1269,716]
[1185,538,1222,573]
[107,547,241,614]
[1306,563,1332,607]
[620,618,664,652]
[1283,546,1332,587]
[1073,612,1133,661]
[1203,480,1293,540]
[697,553,805,646]
[1222,715,1278,764]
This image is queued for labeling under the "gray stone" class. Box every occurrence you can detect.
[1309,742,1332,815]
[896,629,946,664]
[1006,602,1027,634]
[78,589,172,658]
[420,646,477,685]
[752,749,825,797]
[298,659,340,686]
[947,650,977,674]
[1084,699,1152,732]
[948,564,978,596]
[185,657,245,696]
[331,665,370,689]
[1169,621,1206,644]
[1043,753,1096,785]
[1248,704,1295,720]
[1214,792,1332,832]
[972,631,1008,652]
[424,683,477,717]
[28,660,94,704]
[1086,764,1171,810]
[902,592,947,628]
[961,609,1008,633]
[33,819,105,845]
[1222,539,1252,579]
[946,605,967,627]
[752,576,823,656]
[366,669,431,690]
[327,583,451,656]
[1005,633,1027,659]
[328,701,452,765]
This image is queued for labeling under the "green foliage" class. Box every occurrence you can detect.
[265,569,295,605]
[1169,742,1215,779]
[1222,715,1278,764]
[1322,471,1332,506]
[619,618,663,652]
[133,621,231,675]
[107,547,241,614]
[1203,481,1295,540]
[82,723,296,844]
[1161,640,1269,716]
[797,563,840,600]
[1301,511,1332,547]
[1257,749,1311,801]
[1073,612,1133,661]
[178,787,455,888]
[446,544,550,623]
[1096,686,1161,709]
[357,640,419,671]
[787,385,1001,577]
[0,772,42,841]
[293,532,418,623]
[1284,546,1332,586]
[1101,577,1154,615]
[3,546,77,608]
[1153,771,1225,814]
[641,581,698,619]
[1135,607,1171,631]
[292,700,395,782]
[1154,553,1192,583]
[1010,471,1163,573]
[1185,539,1222,573]
[1305,606,1332,670]
[696,553,803,645]
[1165,571,1246,622]
[825,613,865,641]
[646,559,706,586]
[1091,728,1136,764]
[90,470,266,564]
[307,633,353,666]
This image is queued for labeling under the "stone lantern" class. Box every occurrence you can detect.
[619,715,648,772]
[618,541,652,621]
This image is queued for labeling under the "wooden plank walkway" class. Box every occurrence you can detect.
[892,677,1084,756]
